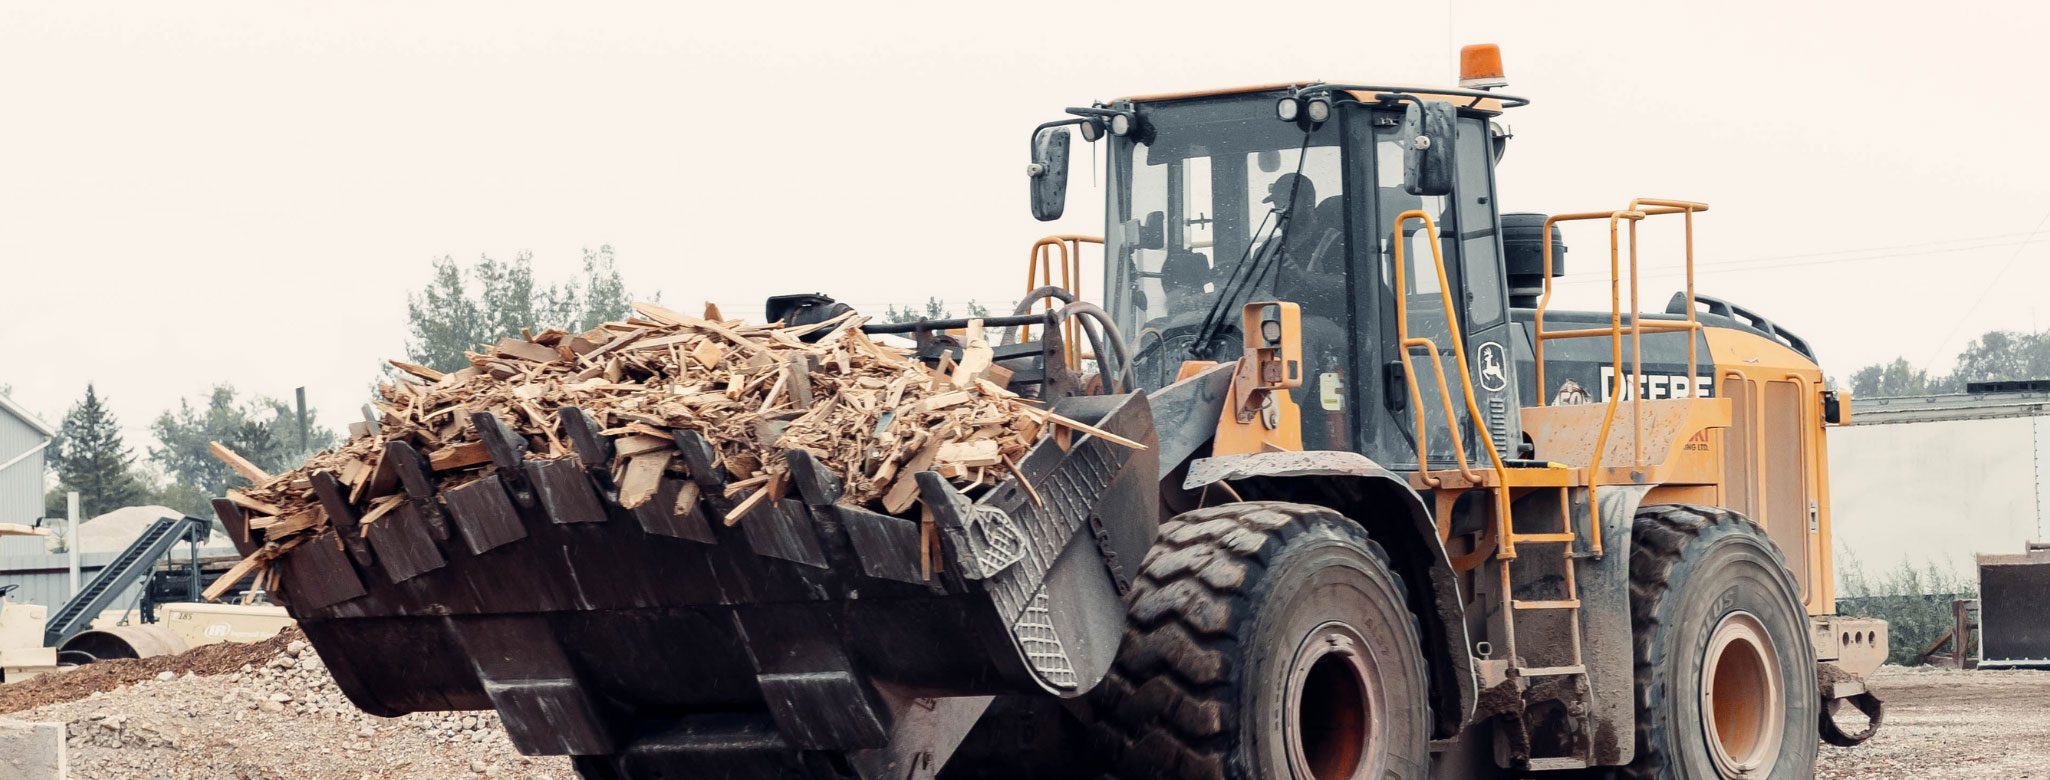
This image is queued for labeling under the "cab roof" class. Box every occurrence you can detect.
[1116,81,1518,114]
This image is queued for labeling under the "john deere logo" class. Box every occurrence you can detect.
[1477,342,1508,392]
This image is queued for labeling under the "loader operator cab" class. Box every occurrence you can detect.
[1034,85,1520,462]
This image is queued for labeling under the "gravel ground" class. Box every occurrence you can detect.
[5,637,572,779]
[7,643,2043,779]
[1818,664,2050,779]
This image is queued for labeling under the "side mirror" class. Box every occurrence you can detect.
[1399,101,1456,197]
[1029,127,1072,222]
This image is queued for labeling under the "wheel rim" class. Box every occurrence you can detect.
[1285,621,1383,780]
[1701,611,1784,777]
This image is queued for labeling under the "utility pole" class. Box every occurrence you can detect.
[296,386,309,455]
[66,491,80,598]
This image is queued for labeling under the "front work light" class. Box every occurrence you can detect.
[1078,117,1104,142]
[1275,97,1301,122]
[1304,96,1331,123]
[1110,113,1132,136]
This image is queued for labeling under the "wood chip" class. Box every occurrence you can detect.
[618,452,672,509]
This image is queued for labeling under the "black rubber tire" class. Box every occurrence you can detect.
[1625,504,1818,780]
[1093,501,1430,780]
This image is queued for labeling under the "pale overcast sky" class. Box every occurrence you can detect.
[4,1,2046,451]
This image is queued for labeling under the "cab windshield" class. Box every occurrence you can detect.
[1104,96,1344,388]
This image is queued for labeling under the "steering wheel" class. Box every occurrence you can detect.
[1130,317,1241,389]
[0,583,17,598]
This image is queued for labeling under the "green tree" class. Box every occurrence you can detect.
[1849,358,1938,398]
[1848,327,2050,398]
[148,386,340,516]
[45,384,149,518]
[1951,329,2050,386]
[883,297,994,324]
[403,246,642,373]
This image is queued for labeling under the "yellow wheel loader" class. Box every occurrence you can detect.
[216,45,1884,779]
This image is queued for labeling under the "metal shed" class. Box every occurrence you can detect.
[0,393,55,530]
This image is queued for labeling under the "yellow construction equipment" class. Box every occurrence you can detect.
[222,44,1880,779]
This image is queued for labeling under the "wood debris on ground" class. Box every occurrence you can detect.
[203,302,1143,596]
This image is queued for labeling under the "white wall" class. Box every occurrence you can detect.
[1828,417,2041,592]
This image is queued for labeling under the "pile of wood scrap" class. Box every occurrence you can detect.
[203,302,1141,598]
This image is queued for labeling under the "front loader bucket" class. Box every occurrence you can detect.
[216,391,1158,777]
[1978,545,2050,668]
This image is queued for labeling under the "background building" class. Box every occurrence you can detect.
[1828,386,2050,588]
[0,394,54,547]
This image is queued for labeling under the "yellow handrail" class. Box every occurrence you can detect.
[1390,210,1515,554]
[1021,235,1102,369]
[1529,198,1708,559]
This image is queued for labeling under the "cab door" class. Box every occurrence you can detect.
[1362,108,1516,470]
[1451,116,1519,460]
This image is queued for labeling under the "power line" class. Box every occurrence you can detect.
[1555,233,2050,287]
[1919,206,2050,374]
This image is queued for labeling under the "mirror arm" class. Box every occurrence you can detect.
[1029,118,1089,165]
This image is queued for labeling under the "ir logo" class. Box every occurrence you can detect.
[1477,342,1508,392]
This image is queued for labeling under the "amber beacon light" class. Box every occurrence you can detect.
[1460,43,1507,90]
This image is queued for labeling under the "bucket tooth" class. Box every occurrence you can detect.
[832,505,925,584]
[210,497,260,558]
[384,440,450,541]
[278,529,367,610]
[634,476,716,544]
[784,449,843,506]
[471,411,535,507]
[528,456,609,525]
[311,470,377,567]
[445,474,528,554]
[672,429,726,490]
[365,500,447,583]
[558,406,614,484]
[739,497,829,568]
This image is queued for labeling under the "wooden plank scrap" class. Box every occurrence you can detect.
[388,360,445,382]
[429,441,493,471]
[226,490,282,517]
[494,337,562,363]
[209,442,273,485]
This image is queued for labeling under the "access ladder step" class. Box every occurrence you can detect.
[1508,532,1575,543]
[1510,599,1581,610]
[1513,665,1586,678]
[1525,757,1589,771]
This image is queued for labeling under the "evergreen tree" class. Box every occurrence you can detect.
[47,384,148,517]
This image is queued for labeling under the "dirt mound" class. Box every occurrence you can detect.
[0,627,300,714]
[9,624,566,778]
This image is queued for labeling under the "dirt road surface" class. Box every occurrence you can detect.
[1818,664,2050,779]
[6,643,2044,778]
[5,635,570,779]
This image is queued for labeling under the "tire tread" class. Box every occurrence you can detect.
[1091,501,1419,780]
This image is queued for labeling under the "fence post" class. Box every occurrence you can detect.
[1953,597,1979,670]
